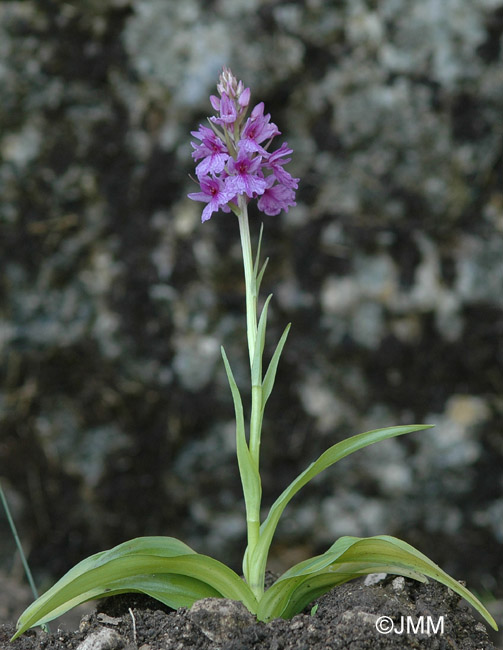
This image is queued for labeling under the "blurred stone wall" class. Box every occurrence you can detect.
[1,0,502,608]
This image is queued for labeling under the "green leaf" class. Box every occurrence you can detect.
[275,535,365,579]
[256,535,498,631]
[251,295,272,387]
[259,567,423,622]
[253,223,264,278]
[248,425,433,591]
[258,573,343,622]
[262,323,291,406]
[255,258,269,295]
[220,347,262,520]
[13,537,257,640]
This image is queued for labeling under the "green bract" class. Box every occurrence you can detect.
[12,69,498,640]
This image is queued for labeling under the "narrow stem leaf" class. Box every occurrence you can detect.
[262,323,291,407]
[249,425,433,592]
[221,346,262,590]
[251,294,272,388]
[256,258,269,295]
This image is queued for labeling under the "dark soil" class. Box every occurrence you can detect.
[1,575,496,650]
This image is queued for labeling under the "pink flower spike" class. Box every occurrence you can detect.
[189,69,298,220]
[187,175,235,223]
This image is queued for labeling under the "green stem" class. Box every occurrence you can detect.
[249,385,263,469]
[237,200,264,472]
[237,198,266,599]
[237,198,257,368]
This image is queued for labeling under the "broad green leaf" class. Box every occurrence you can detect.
[24,536,197,594]
[248,425,433,588]
[257,567,424,622]
[14,538,257,639]
[274,536,425,583]
[257,535,498,630]
[17,573,221,635]
[82,536,196,564]
[258,572,350,621]
[262,323,291,406]
[275,535,364,579]
[220,347,262,525]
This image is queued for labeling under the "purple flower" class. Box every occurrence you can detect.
[190,125,229,177]
[210,92,237,126]
[263,143,299,189]
[237,87,251,110]
[257,176,296,216]
[187,174,235,223]
[226,151,267,198]
[239,102,280,154]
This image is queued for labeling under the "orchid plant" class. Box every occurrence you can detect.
[12,69,497,640]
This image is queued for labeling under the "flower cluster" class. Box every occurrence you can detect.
[188,68,299,222]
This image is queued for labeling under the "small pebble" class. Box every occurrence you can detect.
[364,573,387,586]
[96,614,121,626]
[392,576,405,593]
[75,628,123,650]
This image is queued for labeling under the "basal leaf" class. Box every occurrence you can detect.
[17,573,222,635]
[257,572,346,622]
[13,538,257,639]
[337,535,498,630]
[257,535,497,630]
[257,566,425,622]
[274,536,363,579]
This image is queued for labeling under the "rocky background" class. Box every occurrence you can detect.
[1,0,502,638]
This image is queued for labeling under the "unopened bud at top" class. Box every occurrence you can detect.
[217,67,250,112]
